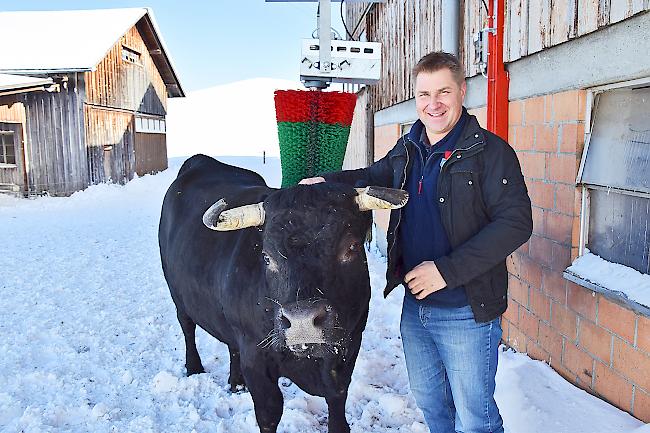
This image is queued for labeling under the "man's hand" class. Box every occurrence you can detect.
[404,261,447,300]
[299,176,326,185]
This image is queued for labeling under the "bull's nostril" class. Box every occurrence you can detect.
[280,315,292,329]
[313,310,328,327]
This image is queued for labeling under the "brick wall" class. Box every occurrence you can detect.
[504,90,650,422]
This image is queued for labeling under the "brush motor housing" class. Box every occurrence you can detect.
[300,39,381,85]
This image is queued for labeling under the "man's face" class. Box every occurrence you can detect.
[415,68,466,143]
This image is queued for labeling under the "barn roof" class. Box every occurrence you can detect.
[0,74,53,94]
[0,8,184,97]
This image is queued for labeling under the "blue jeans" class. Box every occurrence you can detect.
[400,295,504,433]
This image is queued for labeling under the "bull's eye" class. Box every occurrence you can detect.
[340,241,362,263]
[262,252,279,272]
[285,234,305,250]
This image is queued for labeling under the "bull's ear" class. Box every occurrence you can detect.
[354,186,409,211]
[203,199,266,231]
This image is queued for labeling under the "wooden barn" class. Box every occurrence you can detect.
[0,8,184,196]
[342,0,650,423]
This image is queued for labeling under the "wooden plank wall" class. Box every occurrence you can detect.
[134,131,167,176]
[23,74,88,196]
[85,107,135,185]
[505,0,649,62]
[348,0,650,112]
[347,1,443,113]
[343,87,372,170]
[461,0,488,78]
[0,96,27,190]
[84,23,171,186]
[85,25,167,115]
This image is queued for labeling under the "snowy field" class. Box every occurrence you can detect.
[1,156,647,433]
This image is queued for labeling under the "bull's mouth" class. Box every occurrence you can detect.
[286,342,347,359]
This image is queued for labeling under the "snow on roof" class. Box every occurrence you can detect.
[0,8,184,96]
[0,8,158,71]
[0,73,52,92]
[0,8,148,72]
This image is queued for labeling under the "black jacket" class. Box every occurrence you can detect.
[323,114,533,322]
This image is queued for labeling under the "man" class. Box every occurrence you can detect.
[301,51,532,433]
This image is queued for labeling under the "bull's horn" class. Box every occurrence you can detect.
[354,186,409,211]
[203,199,265,231]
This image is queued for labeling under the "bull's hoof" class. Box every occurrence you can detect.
[229,383,247,393]
[328,424,350,433]
[186,364,205,376]
[228,373,246,393]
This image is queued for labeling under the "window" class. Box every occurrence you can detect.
[401,121,415,136]
[0,123,18,166]
[121,45,142,65]
[135,116,166,134]
[577,82,650,275]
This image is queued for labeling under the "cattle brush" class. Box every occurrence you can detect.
[274,90,357,187]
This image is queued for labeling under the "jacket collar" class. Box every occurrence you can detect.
[458,114,487,148]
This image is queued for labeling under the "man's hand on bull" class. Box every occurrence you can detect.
[298,176,326,185]
[404,261,447,300]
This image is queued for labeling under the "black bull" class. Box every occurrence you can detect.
[158,155,407,433]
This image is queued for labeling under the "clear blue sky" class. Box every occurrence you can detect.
[0,0,349,91]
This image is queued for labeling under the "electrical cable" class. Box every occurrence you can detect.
[481,0,489,14]
[340,0,355,40]
[350,3,373,41]
[312,28,342,40]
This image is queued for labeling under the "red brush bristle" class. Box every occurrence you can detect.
[316,92,357,125]
[274,90,311,123]
[275,90,357,125]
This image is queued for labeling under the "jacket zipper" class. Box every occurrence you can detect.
[413,138,439,196]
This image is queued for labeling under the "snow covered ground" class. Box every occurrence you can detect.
[1,156,647,433]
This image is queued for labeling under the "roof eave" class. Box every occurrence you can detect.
[139,9,185,97]
[0,84,51,97]
[0,68,93,75]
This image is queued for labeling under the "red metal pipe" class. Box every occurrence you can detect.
[487,0,509,141]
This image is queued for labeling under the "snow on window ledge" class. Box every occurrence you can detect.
[563,251,650,317]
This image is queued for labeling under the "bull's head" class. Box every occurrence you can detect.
[202,184,408,359]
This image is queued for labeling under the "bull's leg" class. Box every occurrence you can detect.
[241,357,283,433]
[228,346,246,392]
[326,391,351,433]
[176,310,205,375]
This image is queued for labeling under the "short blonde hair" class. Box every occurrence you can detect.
[412,51,465,85]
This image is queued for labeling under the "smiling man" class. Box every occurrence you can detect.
[301,52,532,433]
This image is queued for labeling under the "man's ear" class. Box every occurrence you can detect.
[460,80,467,99]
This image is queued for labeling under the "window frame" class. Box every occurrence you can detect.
[121,45,142,66]
[134,116,166,135]
[0,122,20,168]
[576,77,650,262]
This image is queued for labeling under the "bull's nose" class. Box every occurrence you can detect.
[279,300,337,348]
[280,302,334,330]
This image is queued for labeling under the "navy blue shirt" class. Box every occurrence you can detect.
[400,109,469,307]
